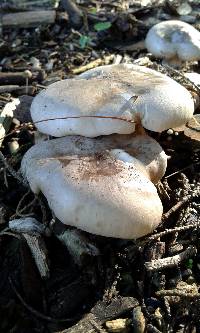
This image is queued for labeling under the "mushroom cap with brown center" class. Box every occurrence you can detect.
[21,133,167,239]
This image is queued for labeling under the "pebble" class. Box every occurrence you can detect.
[8,140,19,154]
[167,129,174,135]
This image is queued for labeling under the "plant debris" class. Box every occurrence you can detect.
[0,0,200,332]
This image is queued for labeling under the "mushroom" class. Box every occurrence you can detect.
[184,72,200,109]
[31,64,194,137]
[21,133,167,239]
[145,20,200,66]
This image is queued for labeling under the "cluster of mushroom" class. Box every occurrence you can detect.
[21,64,194,239]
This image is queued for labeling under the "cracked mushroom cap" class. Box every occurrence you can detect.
[31,64,194,137]
[21,133,167,239]
[145,20,200,62]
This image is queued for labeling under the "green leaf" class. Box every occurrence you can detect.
[79,35,91,49]
[186,258,193,269]
[89,7,97,14]
[94,21,112,32]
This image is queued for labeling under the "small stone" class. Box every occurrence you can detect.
[8,140,19,154]
[167,129,174,135]
[105,318,131,333]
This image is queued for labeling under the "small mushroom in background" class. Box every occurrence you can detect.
[173,114,200,143]
[21,133,167,239]
[31,64,194,137]
[184,72,200,110]
[145,20,200,67]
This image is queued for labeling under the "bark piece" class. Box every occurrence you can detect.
[2,10,56,28]
[59,296,138,333]
[0,72,43,85]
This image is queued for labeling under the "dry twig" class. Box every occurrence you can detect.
[15,190,36,218]
[145,246,197,272]
[23,233,49,279]
[162,196,190,220]
[0,151,28,186]
[71,55,114,74]
[147,224,197,241]
[156,290,200,298]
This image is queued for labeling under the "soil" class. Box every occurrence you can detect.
[0,1,200,332]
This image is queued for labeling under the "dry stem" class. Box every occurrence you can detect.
[145,246,197,272]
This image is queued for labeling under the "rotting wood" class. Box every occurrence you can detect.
[1,10,56,28]
[59,296,138,333]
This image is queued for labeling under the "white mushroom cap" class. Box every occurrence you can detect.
[184,72,200,109]
[145,20,200,62]
[21,133,167,239]
[31,64,194,136]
